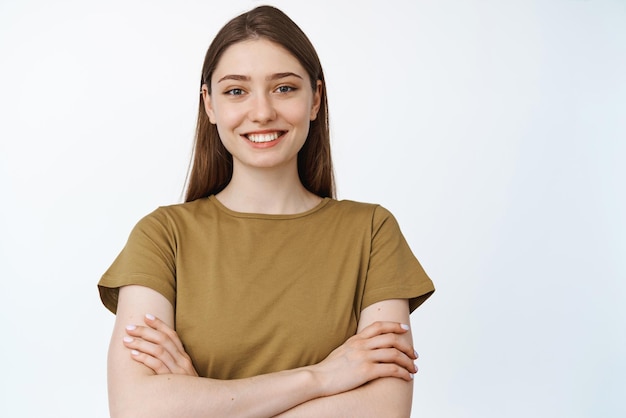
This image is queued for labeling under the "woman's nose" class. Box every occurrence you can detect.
[249,93,277,123]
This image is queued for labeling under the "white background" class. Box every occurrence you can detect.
[1,0,624,417]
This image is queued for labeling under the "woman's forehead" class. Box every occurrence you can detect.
[212,39,306,81]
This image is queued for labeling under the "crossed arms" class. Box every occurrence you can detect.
[107,285,418,417]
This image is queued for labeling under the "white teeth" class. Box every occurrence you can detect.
[246,132,281,143]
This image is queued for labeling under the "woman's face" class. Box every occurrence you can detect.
[203,38,321,172]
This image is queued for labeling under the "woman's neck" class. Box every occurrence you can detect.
[215,166,322,215]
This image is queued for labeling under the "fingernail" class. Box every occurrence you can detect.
[126,325,136,331]
[409,373,414,379]
[414,350,419,359]
[123,337,133,343]
[145,313,155,321]
[400,324,410,330]
[131,349,140,356]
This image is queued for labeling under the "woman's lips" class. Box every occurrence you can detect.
[244,131,286,143]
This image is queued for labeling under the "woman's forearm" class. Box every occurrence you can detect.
[109,367,325,418]
[274,376,413,418]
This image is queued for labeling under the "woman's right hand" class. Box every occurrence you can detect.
[123,313,198,377]
[308,321,418,397]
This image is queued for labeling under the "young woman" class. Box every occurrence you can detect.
[99,5,434,417]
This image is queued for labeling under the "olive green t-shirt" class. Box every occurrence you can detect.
[99,196,434,379]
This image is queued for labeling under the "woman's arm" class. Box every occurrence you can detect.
[273,299,415,418]
[108,286,416,418]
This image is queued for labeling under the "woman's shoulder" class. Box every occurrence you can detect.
[322,199,398,231]
[155,197,212,215]
[134,198,215,230]
[328,198,393,218]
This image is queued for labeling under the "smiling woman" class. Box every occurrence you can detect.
[202,39,321,176]
[97,5,434,417]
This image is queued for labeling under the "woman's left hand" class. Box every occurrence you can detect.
[123,314,198,377]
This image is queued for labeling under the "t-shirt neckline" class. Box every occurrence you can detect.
[208,195,332,220]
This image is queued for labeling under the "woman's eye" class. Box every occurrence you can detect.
[225,88,245,96]
[276,85,295,94]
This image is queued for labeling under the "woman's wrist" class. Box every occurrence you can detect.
[297,365,330,399]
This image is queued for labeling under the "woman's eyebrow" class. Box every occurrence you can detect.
[217,72,303,83]
[267,72,303,81]
[217,74,250,83]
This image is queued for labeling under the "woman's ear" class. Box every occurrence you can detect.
[310,80,322,121]
[202,85,216,124]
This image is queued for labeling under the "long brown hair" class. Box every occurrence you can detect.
[184,6,335,202]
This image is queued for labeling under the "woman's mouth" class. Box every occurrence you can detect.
[245,131,285,143]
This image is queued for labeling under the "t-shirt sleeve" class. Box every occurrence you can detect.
[98,208,177,314]
[362,205,435,313]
